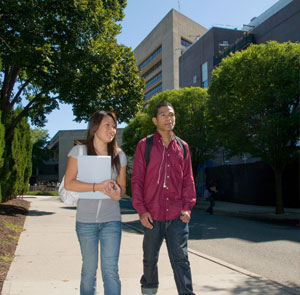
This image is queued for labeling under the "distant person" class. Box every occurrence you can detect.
[64,110,127,295]
[205,181,217,215]
[131,102,196,295]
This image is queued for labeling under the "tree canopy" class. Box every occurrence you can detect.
[0,0,144,139]
[122,87,217,172]
[30,128,51,173]
[208,41,300,213]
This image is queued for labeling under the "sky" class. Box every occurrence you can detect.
[42,0,279,139]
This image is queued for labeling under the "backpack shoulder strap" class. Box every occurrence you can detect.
[144,134,154,167]
[175,136,186,159]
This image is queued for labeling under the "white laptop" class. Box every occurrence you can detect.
[77,155,111,200]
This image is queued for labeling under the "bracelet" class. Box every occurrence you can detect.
[93,182,95,192]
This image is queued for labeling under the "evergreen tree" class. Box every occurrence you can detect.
[0,110,32,202]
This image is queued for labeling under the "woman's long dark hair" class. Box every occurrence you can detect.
[86,110,120,174]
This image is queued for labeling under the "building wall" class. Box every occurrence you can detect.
[178,0,300,205]
[250,0,300,43]
[171,10,207,89]
[179,0,300,90]
[134,9,207,99]
[179,28,244,88]
[48,128,124,182]
[179,0,300,168]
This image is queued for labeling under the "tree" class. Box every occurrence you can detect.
[122,112,154,157]
[30,128,51,181]
[0,0,144,140]
[122,88,217,173]
[208,41,300,214]
[0,111,4,200]
[0,111,4,168]
[0,110,32,202]
[30,128,49,144]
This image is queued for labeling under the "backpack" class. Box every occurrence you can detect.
[144,134,186,167]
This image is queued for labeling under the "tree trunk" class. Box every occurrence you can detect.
[274,167,284,214]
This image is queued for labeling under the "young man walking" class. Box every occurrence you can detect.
[131,102,196,295]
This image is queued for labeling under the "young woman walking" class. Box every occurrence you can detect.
[64,110,127,295]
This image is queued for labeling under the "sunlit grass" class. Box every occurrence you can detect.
[4,222,24,233]
[0,254,13,263]
[8,234,18,240]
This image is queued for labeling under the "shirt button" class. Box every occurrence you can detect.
[166,198,169,200]
[166,209,169,211]
[167,176,169,178]
[168,164,170,167]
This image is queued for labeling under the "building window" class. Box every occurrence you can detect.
[222,150,230,164]
[145,72,162,89]
[193,75,197,84]
[201,62,208,88]
[145,83,162,100]
[143,61,162,80]
[139,47,162,70]
[181,38,192,48]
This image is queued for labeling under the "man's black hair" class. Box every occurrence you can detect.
[153,102,174,118]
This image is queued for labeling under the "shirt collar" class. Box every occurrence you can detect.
[154,130,176,142]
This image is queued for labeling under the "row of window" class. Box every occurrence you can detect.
[139,47,162,70]
[143,60,162,80]
[145,72,162,89]
[181,38,192,48]
[145,83,162,100]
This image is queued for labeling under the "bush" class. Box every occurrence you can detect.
[0,110,32,202]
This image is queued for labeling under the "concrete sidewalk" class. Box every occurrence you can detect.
[2,196,297,295]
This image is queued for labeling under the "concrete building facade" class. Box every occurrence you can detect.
[134,9,207,100]
[47,128,124,183]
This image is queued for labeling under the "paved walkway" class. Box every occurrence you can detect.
[2,196,298,295]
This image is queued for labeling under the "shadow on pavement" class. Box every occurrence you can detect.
[27,210,55,216]
[189,211,299,243]
[60,206,77,210]
[198,275,296,295]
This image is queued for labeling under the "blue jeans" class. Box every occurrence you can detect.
[76,221,122,295]
[141,217,195,295]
